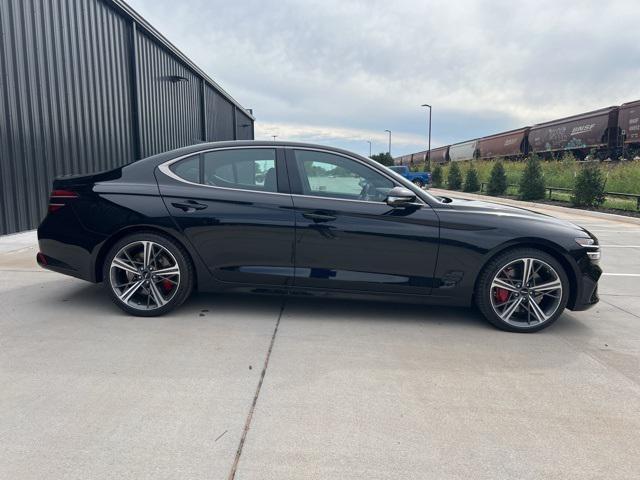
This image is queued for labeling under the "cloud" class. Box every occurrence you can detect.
[127,0,640,157]
[255,121,425,148]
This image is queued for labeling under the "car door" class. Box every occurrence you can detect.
[286,148,440,295]
[156,147,295,286]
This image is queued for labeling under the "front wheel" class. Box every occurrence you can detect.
[103,232,194,316]
[412,179,424,188]
[475,248,569,332]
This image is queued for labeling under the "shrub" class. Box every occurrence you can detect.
[572,164,606,208]
[431,165,443,187]
[519,155,546,200]
[463,164,480,192]
[486,161,507,196]
[447,162,463,190]
[370,152,394,166]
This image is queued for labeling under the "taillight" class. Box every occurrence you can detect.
[48,189,79,213]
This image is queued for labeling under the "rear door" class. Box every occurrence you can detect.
[156,147,295,286]
[287,148,440,295]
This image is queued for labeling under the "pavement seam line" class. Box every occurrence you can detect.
[599,297,640,320]
[226,299,285,480]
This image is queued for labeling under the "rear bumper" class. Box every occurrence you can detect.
[36,250,91,281]
[37,211,106,283]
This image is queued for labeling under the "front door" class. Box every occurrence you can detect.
[157,147,295,286]
[286,148,440,295]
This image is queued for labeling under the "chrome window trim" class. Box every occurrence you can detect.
[157,145,425,206]
[157,146,289,197]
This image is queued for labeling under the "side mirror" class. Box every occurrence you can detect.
[386,186,416,207]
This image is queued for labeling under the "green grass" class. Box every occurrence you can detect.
[435,155,640,212]
[548,191,638,211]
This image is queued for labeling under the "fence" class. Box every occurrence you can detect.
[473,183,640,210]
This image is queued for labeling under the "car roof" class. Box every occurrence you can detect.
[128,140,376,170]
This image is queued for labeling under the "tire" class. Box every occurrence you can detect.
[413,179,424,188]
[103,232,194,316]
[475,248,569,332]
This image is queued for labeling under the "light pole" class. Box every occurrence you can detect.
[272,135,278,141]
[366,140,372,157]
[384,129,391,156]
[421,104,432,165]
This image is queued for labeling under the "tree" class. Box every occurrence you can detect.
[572,164,606,208]
[370,152,394,166]
[519,155,546,200]
[487,161,507,196]
[431,165,443,187]
[447,162,463,190]
[463,164,480,192]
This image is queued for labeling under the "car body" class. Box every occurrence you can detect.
[37,141,602,331]
[388,165,431,187]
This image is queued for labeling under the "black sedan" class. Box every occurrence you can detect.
[37,141,602,332]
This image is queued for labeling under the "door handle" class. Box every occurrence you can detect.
[303,211,336,222]
[171,200,208,212]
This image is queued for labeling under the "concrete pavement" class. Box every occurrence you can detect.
[1,198,639,479]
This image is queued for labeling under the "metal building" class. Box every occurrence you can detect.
[0,0,255,235]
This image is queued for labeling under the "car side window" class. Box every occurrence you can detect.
[168,149,278,193]
[169,154,200,183]
[203,149,277,192]
[293,150,394,202]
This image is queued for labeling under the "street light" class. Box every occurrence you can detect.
[272,135,278,141]
[366,140,372,157]
[384,129,391,156]
[421,104,432,165]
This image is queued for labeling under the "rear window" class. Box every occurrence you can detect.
[167,149,278,193]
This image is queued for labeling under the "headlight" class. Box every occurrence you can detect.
[575,237,600,262]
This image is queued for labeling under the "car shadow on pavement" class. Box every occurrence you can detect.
[13,279,592,336]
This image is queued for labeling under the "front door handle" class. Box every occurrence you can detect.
[171,200,208,212]
[303,211,336,223]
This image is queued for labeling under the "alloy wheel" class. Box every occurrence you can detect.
[489,257,563,328]
[109,240,181,310]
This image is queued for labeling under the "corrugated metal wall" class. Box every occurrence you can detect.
[236,109,254,140]
[136,30,203,157]
[204,85,235,141]
[0,0,254,235]
[0,0,134,235]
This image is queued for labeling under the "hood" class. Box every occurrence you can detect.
[442,197,592,235]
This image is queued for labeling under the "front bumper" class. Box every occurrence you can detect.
[569,261,602,311]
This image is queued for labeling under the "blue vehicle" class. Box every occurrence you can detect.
[388,165,431,188]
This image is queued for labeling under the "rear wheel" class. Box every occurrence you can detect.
[475,248,569,332]
[103,232,194,316]
[412,179,424,188]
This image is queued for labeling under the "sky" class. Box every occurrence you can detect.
[127,0,640,158]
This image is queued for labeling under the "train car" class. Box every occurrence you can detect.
[618,100,640,155]
[429,145,450,164]
[528,106,619,159]
[394,154,412,166]
[477,127,530,159]
[449,139,478,162]
[411,150,428,168]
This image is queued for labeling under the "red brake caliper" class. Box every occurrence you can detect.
[161,279,174,293]
[494,288,509,303]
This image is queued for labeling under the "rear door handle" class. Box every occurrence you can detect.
[171,200,208,212]
[303,211,336,222]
